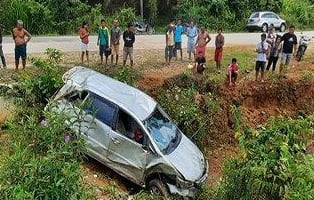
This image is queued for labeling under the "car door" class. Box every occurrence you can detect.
[107,109,150,184]
[83,93,118,163]
[271,13,280,28]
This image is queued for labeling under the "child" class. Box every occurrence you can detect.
[195,51,206,74]
[266,35,282,72]
[227,58,239,86]
[215,28,224,73]
[255,33,268,82]
[165,25,175,65]
[123,23,136,66]
[79,21,89,65]
[0,24,6,68]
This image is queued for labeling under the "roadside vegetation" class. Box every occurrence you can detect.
[1,0,314,35]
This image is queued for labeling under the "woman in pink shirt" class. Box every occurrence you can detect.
[79,21,89,65]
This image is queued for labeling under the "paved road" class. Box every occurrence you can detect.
[2,31,314,54]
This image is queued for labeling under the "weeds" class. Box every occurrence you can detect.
[301,70,314,81]
[114,66,141,86]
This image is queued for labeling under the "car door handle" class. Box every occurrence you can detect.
[111,138,120,144]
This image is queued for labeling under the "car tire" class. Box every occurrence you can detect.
[148,179,169,198]
[280,23,286,32]
[262,23,268,32]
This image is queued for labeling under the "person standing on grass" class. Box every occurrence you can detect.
[0,24,7,68]
[266,35,282,72]
[123,23,135,66]
[186,21,198,60]
[279,25,297,77]
[165,25,175,65]
[174,19,184,61]
[110,19,121,65]
[79,21,89,65]
[195,26,211,57]
[215,28,224,73]
[12,20,31,71]
[97,19,110,65]
[255,33,268,82]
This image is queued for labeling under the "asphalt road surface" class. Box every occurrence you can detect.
[2,31,314,54]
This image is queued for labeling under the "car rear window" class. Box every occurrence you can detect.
[250,12,259,18]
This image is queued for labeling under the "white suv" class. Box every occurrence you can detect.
[246,11,286,32]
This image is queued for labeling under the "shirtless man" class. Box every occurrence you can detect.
[195,26,211,57]
[12,20,32,71]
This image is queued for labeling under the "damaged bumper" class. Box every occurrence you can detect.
[167,160,208,198]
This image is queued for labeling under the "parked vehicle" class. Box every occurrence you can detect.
[134,22,154,35]
[296,33,312,62]
[52,67,208,198]
[246,11,286,32]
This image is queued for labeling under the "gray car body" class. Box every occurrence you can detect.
[52,67,208,198]
[246,11,286,32]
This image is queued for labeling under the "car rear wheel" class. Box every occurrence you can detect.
[262,23,268,32]
[280,24,286,32]
[148,179,169,198]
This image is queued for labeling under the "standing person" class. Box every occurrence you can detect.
[266,35,282,72]
[195,26,211,57]
[0,24,7,68]
[255,33,268,82]
[110,19,121,65]
[12,20,31,71]
[279,25,297,77]
[186,21,198,60]
[165,25,175,65]
[215,28,225,73]
[79,21,89,65]
[123,23,135,66]
[174,19,184,61]
[97,19,110,65]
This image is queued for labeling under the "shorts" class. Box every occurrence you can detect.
[187,42,195,54]
[112,44,120,56]
[99,45,110,56]
[0,46,4,57]
[255,61,266,72]
[281,53,293,65]
[175,42,182,50]
[123,47,133,61]
[196,45,206,57]
[165,46,174,58]
[215,48,223,62]
[15,44,27,60]
[81,42,89,52]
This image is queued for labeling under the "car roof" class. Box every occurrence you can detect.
[63,66,157,121]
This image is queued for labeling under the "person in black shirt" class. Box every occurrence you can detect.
[195,51,206,74]
[123,23,135,66]
[279,25,297,75]
[0,24,7,68]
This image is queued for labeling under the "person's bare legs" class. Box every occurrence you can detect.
[15,59,19,71]
[123,60,126,66]
[111,55,114,64]
[86,51,89,66]
[105,56,108,65]
[115,55,118,65]
[81,52,85,64]
[180,49,183,61]
[255,71,259,81]
[100,54,104,64]
[261,71,265,82]
[130,60,133,67]
[22,59,26,69]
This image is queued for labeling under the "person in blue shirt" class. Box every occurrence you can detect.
[174,19,184,61]
[186,21,198,60]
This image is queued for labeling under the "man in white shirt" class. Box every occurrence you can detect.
[255,33,268,82]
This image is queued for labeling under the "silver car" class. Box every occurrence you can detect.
[52,67,208,198]
[246,11,286,32]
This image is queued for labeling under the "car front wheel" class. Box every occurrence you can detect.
[148,179,170,198]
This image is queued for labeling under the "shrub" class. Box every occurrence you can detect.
[114,66,141,86]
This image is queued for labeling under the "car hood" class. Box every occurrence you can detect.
[164,134,206,182]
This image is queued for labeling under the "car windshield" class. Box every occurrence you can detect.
[144,107,181,154]
[250,12,259,18]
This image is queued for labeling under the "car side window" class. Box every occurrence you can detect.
[115,110,146,145]
[85,93,118,128]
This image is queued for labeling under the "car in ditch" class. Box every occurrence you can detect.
[51,66,208,198]
[246,11,286,32]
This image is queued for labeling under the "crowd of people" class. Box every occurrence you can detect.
[0,19,299,86]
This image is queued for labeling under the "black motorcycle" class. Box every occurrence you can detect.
[134,22,154,35]
[296,33,312,62]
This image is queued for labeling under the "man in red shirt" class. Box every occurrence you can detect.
[79,21,89,65]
